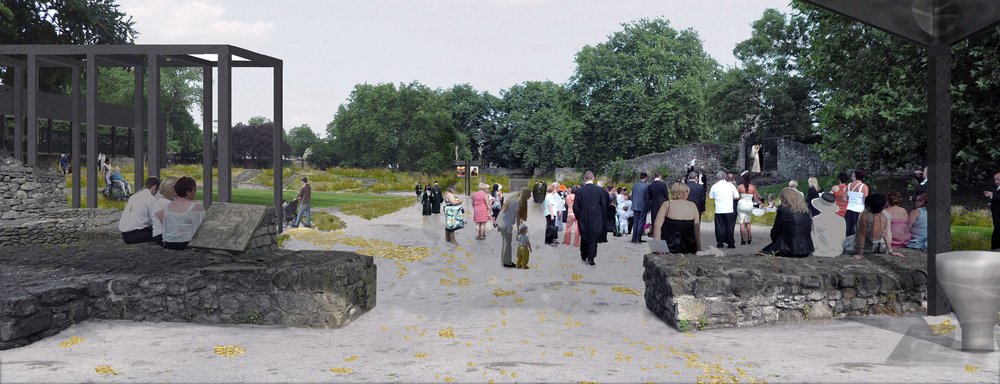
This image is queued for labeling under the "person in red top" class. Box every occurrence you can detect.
[832,172,849,217]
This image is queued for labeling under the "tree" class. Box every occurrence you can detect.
[498,81,583,168]
[1,0,136,91]
[232,119,290,168]
[569,18,720,167]
[326,82,469,173]
[286,124,319,158]
[444,84,501,164]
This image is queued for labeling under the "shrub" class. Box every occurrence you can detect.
[312,211,347,231]
[339,197,414,220]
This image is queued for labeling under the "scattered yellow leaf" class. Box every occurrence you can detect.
[564,351,575,357]
[439,327,456,338]
[929,319,957,335]
[493,288,516,297]
[59,336,84,348]
[344,355,359,363]
[444,376,456,382]
[467,362,476,367]
[213,345,246,357]
[513,296,525,304]
[965,364,979,373]
[572,273,583,281]
[94,364,119,375]
[612,286,642,295]
[415,352,430,359]
[329,367,354,375]
[440,279,455,286]
[457,278,470,286]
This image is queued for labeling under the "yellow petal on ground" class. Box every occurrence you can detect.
[965,364,980,373]
[502,320,507,326]
[589,289,596,294]
[467,362,476,367]
[59,336,84,348]
[382,326,389,331]
[415,352,430,359]
[213,345,246,357]
[493,288,516,297]
[420,328,427,337]
[344,355,359,363]
[439,327,456,338]
[644,346,656,351]
[457,278,470,286]
[511,372,518,378]
[513,296,525,304]
[571,273,583,281]
[329,367,354,375]
[612,286,642,295]
[440,278,455,286]
[564,351,575,357]
[444,376,456,382]
[929,319,957,335]
[94,365,118,375]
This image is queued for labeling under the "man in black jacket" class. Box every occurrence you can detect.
[646,173,670,234]
[686,173,706,215]
[984,172,1000,250]
[573,171,609,266]
[431,181,443,214]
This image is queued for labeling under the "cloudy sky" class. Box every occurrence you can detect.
[119,0,793,138]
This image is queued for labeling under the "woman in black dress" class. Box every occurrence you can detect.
[421,183,432,216]
[807,177,822,217]
[651,182,701,254]
[761,187,815,257]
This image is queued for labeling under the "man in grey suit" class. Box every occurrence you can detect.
[630,172,650,243]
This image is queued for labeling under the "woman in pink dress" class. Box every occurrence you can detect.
[562,185,581,247]
[885,191,911,247]
[472,183,493,240]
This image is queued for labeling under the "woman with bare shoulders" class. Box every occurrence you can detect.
[844,169,870,237]
[735,173,759,245]
[652,182,701,254]
[885,192,910,248]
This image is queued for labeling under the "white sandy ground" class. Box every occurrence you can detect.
[1,197,998,383]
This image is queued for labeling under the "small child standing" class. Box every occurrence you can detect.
[515,223,532,269]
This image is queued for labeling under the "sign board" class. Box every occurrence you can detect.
[456,166,466,177]
[470,166,479,177]
[188,202,266,253]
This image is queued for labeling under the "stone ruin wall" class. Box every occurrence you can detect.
[624,144,724,180]
[776,140,834,181]
[0,157,66,220]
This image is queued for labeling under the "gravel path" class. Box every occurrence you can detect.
[1,198,997,383]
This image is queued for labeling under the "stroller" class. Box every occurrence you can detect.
[282,199,299,228]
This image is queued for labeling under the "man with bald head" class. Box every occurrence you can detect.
[984,171,1000,250]
[709,171,740,249]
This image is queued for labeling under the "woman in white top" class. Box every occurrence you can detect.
[844,169,870,237]
[157,176,206,250]
[150,177,178,245]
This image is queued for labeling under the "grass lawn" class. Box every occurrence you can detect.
[195,189,399,209]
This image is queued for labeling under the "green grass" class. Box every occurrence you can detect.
[952,226,993,250]
[67,194,128,210]
[339,196,415,219]
[311,211,346,231]
[195,189,397,209]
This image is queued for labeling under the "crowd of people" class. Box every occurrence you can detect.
[117,175,205,250]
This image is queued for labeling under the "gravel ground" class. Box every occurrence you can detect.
[1,198,997,383]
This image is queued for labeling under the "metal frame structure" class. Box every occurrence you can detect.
[802,0,1000,315]
[0,45,283,225]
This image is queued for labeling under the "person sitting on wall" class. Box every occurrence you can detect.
[845,193,905,259]
[158,176,206,250]
[810,192,846,257]
[651,182,701,254]
[760,187,814,257]
[117,176,161,244]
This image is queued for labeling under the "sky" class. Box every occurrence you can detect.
[118,0,794,138]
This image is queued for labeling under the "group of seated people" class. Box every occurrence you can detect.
[649,181,928,258]
[117,176,206,249]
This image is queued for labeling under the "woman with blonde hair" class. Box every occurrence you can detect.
[151,176,179,246]
[652,182,701,254]
[563,185,581,247]
[806,177,823,216]
[760,187,814,257]
[472,182,493,240]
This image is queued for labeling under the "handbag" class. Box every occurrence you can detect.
[444,204,466,230]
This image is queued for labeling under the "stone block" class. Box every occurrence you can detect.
[693,277,728,298]
[0,310,52,341]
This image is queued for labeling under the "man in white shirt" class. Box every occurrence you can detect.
[118,177,161,244]
[709,171,740,249]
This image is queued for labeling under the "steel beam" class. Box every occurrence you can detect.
[86,54,98,208]
[71,66,81,207]
[926,44,953,315]
[273,64,283,228]
[26,54,37,167]
[218,48,232,203]
[147,54,160,178]
[134,66,145,190]
[202,67,213,209]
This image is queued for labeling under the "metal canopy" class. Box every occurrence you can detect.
[803,0,1000,316]
[0,44,284,227]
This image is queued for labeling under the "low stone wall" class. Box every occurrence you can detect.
[248,207,279,253]
[480,167,533,179]
[625,144,723,178]
[1,157,66,220]
[0,209,120,247]
[0,240,377,350]
[643,250,927,330]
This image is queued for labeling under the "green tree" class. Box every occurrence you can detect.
[326,82,469,173]
[569,18,720,168]
[286,124,319,158]
[444,84,501,164]
[1,0,136,91]
[498,81,583,168]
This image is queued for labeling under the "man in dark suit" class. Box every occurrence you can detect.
[431,181,443,214]
[686,173,706,215]
[630,172,650,243]
[984,172,1000,250]
[646,173,670,234]
[573,171,609,266]
[532,181,545,203]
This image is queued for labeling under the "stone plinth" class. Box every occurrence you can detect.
[0,240,376,350]
[643,250,927,330]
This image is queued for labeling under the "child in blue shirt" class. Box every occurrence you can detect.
[516,223,532,269]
